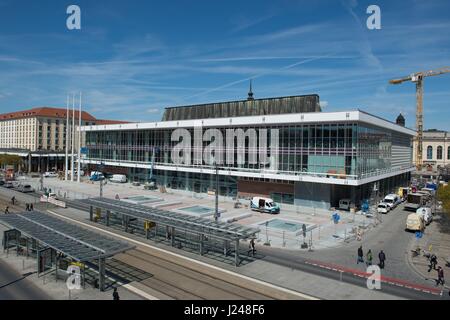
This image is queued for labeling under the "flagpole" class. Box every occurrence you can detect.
[71,93,75,182]
[65,95,69,181]
[77,92,82,183]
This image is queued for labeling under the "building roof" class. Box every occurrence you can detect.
[83,110,416,136]
[95,119,132,125]
[0,107,97,121]
[0,107,130,124]
[162,94,321,121]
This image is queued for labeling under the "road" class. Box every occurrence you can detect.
[0,259,51,300]
[252,203,450,300]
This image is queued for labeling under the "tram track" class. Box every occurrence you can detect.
[118,248,272,300]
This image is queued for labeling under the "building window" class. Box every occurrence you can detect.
[437,146,443,160]
[427,146,433,160]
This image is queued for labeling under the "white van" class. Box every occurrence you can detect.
[383,194,399,209]
[110,174,127,183]
[416,207,433,225]
[250,197,280,214]
[339,199,353,211]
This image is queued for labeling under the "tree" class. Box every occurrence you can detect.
[437,185,450,216]
[0,154,23,168]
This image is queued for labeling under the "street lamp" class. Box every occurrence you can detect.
[97,161,104,198]
[212,158,219,222]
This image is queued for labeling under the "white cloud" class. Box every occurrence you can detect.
[146,108,160,114]
[320,101,329,108]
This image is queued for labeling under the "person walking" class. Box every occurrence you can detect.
[357,246,364,264]
[4,206,9,214]
[248,238,256,256]
[378,250,386,269]
[11,196,15,205]
[436,266,445,286]
[26,203,30,211]
[366,249,373,266]
[30,203,34,211]
[428,254,437,272]
[113,288,120,300]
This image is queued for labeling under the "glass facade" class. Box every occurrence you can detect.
[85,122,410,181]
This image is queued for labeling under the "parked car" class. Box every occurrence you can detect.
[16,184,34,193]
[3,181,14,188]
[44,171,58,178]
[416,207,433,225]
[377,202,390,214]
[90,171,105,181]
[250,197,280,214]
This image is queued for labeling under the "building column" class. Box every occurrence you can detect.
[98,258,105,292]
[234,239,240,267]
[199,234,204,255]
[28,153,32,173]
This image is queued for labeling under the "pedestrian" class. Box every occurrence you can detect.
[436,266,445,286]
[366,249,373,266]
[115,194,120,200]
[357,246,364,264]
[11,196,15,205]
[30,203,33,211]
[248,238,256,256]
[26,203,30,211]
[113,288,120,300]
[428,254,437,272]
[378,250,386,269]
[4,206,9,214]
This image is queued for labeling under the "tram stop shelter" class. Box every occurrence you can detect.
[83,197,260,266]
[0,211,135,291]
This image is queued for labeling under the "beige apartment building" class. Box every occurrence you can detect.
[413,129,450,171]
[0,107,127,172]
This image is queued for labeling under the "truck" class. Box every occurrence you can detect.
[406,213,425,232]
[250,197,280,214]
[109,174,127,183]
[404,193,426,211]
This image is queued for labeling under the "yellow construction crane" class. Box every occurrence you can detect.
[389,67,450,170]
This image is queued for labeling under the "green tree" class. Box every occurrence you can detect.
[437,185,450,216]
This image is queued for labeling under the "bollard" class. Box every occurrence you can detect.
[340,271,343,282]
[318,225,321,240]
[22,259,25,270]
[69,289,71,300]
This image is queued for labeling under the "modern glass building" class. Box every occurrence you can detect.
[81,96,415,209]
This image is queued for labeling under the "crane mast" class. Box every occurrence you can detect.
[389,67,450,170]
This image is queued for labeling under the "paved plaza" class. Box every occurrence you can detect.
[28,176,379,251]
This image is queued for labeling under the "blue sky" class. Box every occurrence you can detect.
[0,0,449,129]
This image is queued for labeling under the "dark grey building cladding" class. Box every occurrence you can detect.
[162,94,321,121]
